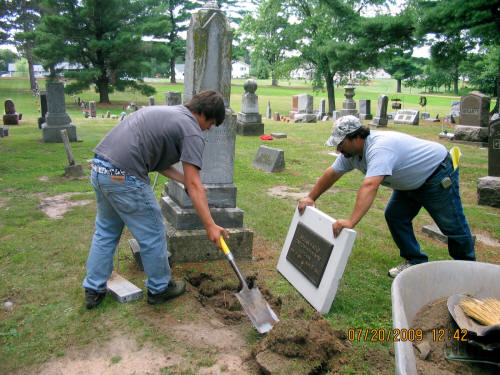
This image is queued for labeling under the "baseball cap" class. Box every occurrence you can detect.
[325,115,362,147]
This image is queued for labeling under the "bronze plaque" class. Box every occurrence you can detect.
[286,222,334,287]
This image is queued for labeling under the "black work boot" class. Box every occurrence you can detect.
[147,280,186,305]
[85,288,106,309]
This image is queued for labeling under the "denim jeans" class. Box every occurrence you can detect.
[83,158,170,294]
[385,155,475,264]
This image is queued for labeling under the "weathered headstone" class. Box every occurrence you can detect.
[477,118,500,208]
[89,101,97,118]
[277,207,356,314]
[38,91,48,129]
[394,109,419,125]
[165,91,182,106]
[266,101,271,119]
[450,100,460,122]
[60,129,84,177]
[236,79,264,136]
[161,1,252,263]
[252,146,285,173]
[331,111,341,121]
[270,132,287,139]
[319,98,326,118]
[341,80,358,117]
[3,99,20,125]
[149,96,155,106]
[359,99,372,120]
[106,111,110,118]
[289,95,298,120]
[454,91,490,143]
[294,94,317,123]
[0,126,8,137]
[369,94,389,127]
[273,112,280,121]
[42,82,78,143]
[421,112,430,120]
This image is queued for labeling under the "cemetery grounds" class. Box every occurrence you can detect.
[0,77,499,374]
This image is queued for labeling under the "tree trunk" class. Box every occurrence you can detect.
[271,72,278,86]
[325,70,335,115]
[25,45,37,91]
[97,76,110,104]
[170,55,176,83]
[396,79,402,93]
[453,65,459,96]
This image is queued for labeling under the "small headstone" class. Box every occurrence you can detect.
[165,91,182,106]
[149,96,155,106]
[359,99,372,120]
[322,115,329,121]
[270,132,287,139]
[450,100,460,120]
[298,94,313,113]
[84,111,89,118]
[106,111,110,118]
[277,207,356,314]
[89,101,97,118]
[0,126,8,137]
[331,111,341,121]
[319,98,326,117]
[252,145,285,173]
[422,223,476,244]
[394,109,419,125]
[236,79,264,136]
[266,101,271,119]
[111,114,118,119]
[421,112,430,120]
[369,94,388,127]
[273,112,281,121]
[38,91,48,129]
[3,99,20,125]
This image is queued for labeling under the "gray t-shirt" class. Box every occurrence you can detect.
[332,130,448,190]
[94,105,205,183]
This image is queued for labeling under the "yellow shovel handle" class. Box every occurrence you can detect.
[220,236,231,255]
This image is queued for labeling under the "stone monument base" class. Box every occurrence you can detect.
[3,114,19,125]
[42,124,78,143]
[293,114,317,123]
[453,125,489,143]
[369,117,387,127]
[161,196,244,230]
[477,176,500,208]
[166,223,253,263]
[64,163,85,177]
[236,121,264,136]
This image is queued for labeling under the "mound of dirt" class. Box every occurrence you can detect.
[187,272,282,325]
[252,310,349,375]
[411,297,499,375]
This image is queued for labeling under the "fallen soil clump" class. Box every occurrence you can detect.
[252,309,349,375]
[411,297,499,375]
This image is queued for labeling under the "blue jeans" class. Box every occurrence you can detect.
[385,155,475,264]
[83,158,170,294]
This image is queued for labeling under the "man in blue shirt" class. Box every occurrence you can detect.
[299,115,475,277]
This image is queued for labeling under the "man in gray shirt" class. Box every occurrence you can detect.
[299,116,475,277]
[83,90,228,308]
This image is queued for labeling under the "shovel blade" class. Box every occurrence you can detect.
[235,286,279,334]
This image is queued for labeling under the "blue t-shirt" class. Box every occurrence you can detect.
[332,130,448,190]
[94,105,205,184]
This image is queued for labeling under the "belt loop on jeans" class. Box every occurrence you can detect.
[427,154,451,181]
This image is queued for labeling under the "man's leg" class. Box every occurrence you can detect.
[83,171,125,292]
[102,175,171,294]
[385,190,428,264]
[419,163,475,261]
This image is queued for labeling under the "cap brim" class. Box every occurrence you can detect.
[325,134,344,147]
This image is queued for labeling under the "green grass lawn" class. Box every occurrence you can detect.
[0,77,499,374]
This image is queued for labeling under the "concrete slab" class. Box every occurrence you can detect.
[277,207,356,314]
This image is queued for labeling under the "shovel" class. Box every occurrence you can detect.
[219,237,279,333]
